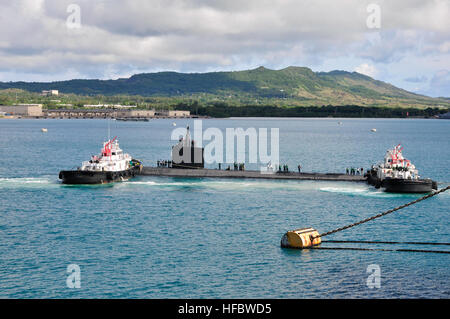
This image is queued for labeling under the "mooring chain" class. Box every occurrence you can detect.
[311,246,450,254]
[315,185,450,239]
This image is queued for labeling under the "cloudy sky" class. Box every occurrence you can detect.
[0,0,449,97]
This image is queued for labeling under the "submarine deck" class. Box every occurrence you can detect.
[141,167,367,182]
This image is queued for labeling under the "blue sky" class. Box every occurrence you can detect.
[0,0,449,97]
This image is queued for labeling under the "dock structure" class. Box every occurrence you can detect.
[43,109,200,119]
[141,167,367,182]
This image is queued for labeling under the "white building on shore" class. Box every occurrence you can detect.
[0,104,43,117]
[41,90,59,96]
[83,104,137,108]
[156,110,191,117]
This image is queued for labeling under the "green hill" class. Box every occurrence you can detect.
[0,66,448,108]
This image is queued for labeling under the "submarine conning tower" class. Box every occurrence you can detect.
[171,125,204,169]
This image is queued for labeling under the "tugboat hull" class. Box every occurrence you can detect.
[381,178,435,193]
[366,169,381,188]
[59,160,142,184]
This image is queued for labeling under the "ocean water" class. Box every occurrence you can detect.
[0,118,449,298]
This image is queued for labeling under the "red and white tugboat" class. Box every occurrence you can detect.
[59,137,142,184]
[366,144,437,193]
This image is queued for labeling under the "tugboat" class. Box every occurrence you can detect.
[366,144,437,193]
[59,137,142,184]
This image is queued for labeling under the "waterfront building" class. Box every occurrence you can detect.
[156,110,190,117]
[45,108,155,118]
[116,109,155,117]
[0,104,43,117]
[83,104,138,108]
[41,90,59,96]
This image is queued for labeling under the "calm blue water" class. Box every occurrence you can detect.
[0,118,449,298]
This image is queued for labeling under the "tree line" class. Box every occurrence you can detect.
[175,102,449,118]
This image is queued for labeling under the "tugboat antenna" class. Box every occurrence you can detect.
[108,118,111,142]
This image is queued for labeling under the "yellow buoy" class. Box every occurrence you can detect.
[281,227,321,249]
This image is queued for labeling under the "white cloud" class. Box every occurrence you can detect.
[428,70,450,97]
[0,0,449,95]
[355,63,377,77]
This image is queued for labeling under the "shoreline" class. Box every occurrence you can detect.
[0,115,210,120]
[0,115,446,120]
